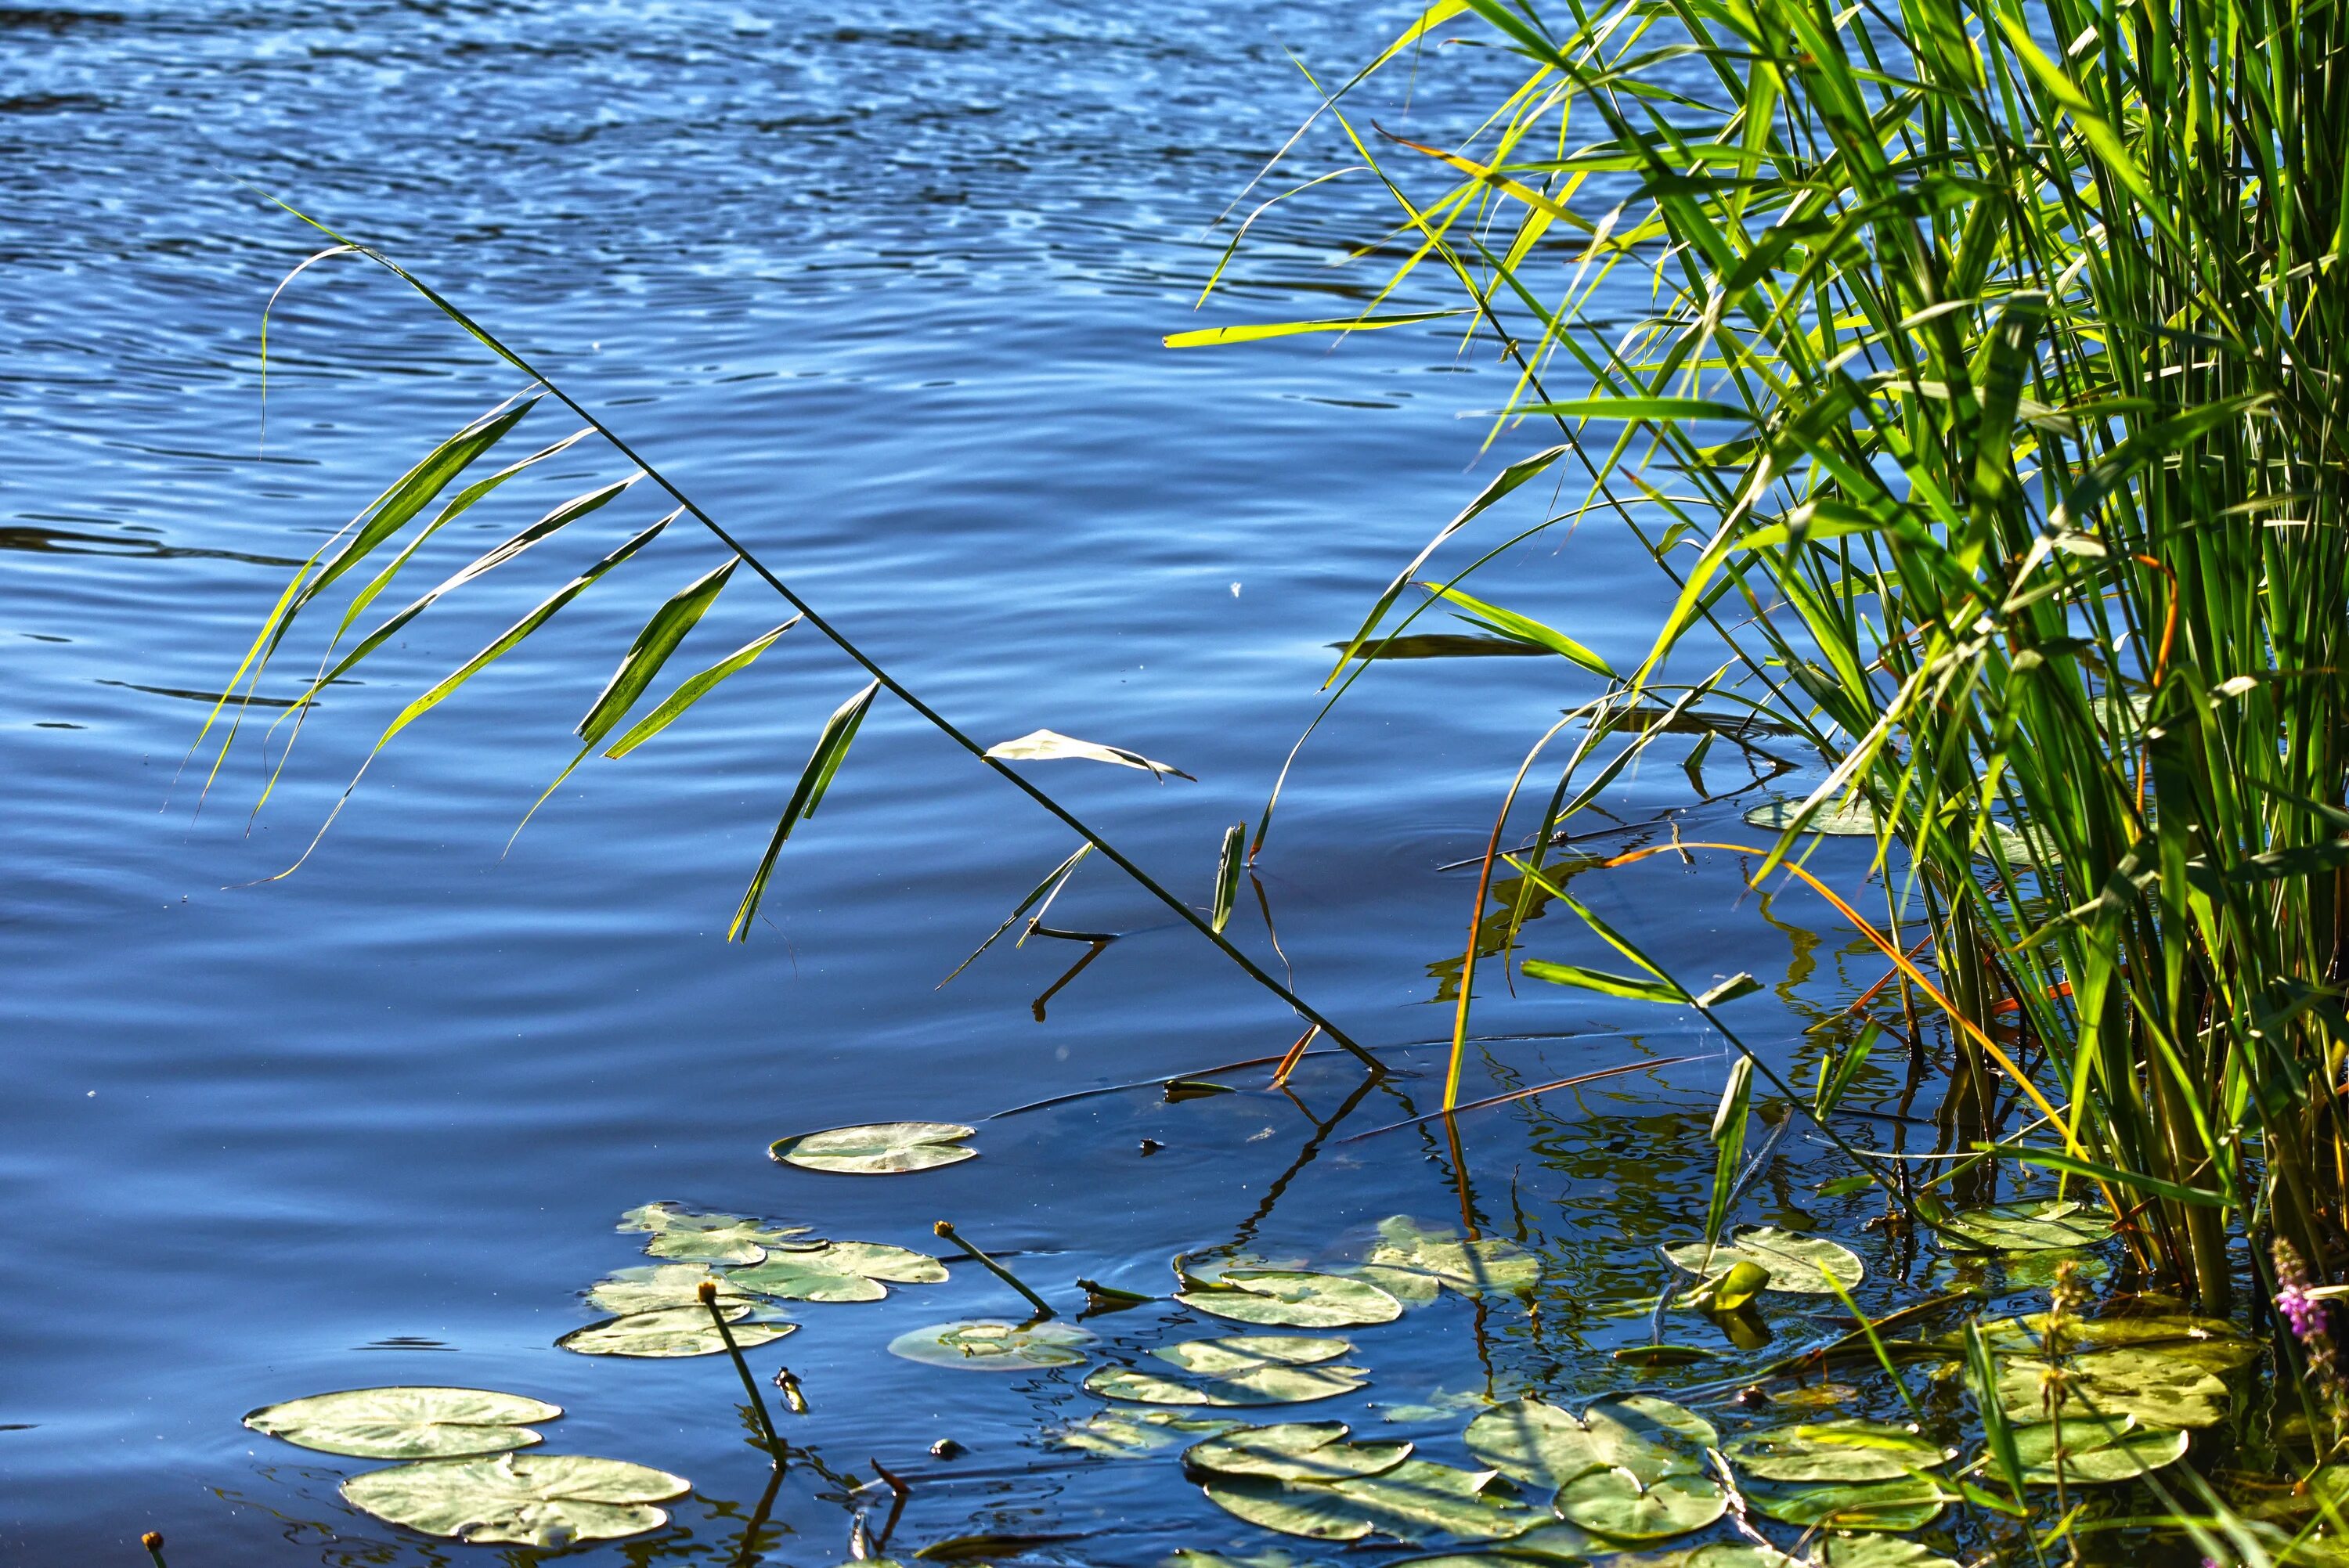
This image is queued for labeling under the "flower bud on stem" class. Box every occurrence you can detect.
[935,1220,1055,1320]
[698,1278,786,1464]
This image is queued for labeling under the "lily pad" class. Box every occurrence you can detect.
[1364,1217,1543,1299]
[1059,1409,1240,1458]
[887,1318,1092,1371]
[2008,1416,2188,1484]
[1466,1396,1711,1489]
[1203,1459,1534,1543]
[618,1202,810,1264]
[1178,1270,1404,1329]
[1184,1423,1414,1483]
[1155,1336,1355,1375]
[557,1304,795,1358]
[586,1263,757,1317]
[1664,1227,1864,1295]
[1745,797,1885,837]
[1722,1419,1954,1482]
[244,1387,561,1460]
[1965,1312,2260,1370]
[1086,1362,1368,1407]
[1994,1347,2229,1428]
[1941,1199,2116,1253]
[1553,1469,1727,1541]
[1819,1540,1961,1568]
[1742,1474,1947,1531]
[727,1254,887,1302]
[340,1453,690,1546]
[770,1121,977,1175]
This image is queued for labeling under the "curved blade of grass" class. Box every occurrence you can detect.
[1163,310,1466,348]
[730,680,880,942]
[1416,581,1613,675]
[577,557,739,747]
[1211,825,1244,934]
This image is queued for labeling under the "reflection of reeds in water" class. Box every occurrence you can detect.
[1190,0,2349,1314]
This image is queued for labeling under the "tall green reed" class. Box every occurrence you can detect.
[1193,0,2349,1302]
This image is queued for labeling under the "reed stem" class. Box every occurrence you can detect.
[934,1220,1055,1319]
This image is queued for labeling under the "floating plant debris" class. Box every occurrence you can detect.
[243,1386,561,1460]
[339,1452,690,1546]
[770,1121,979,1174]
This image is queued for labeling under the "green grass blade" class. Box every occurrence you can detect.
[729,680,881,942]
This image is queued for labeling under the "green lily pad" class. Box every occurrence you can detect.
[1553,1469,1727,1541]
[1743,1474,1947,1531]
[1819,1540,1961,1568]
[1184,1423,1414,1483]
[340,1453,691,1546]
[618,1202,810,1264]
[1153,1336,1353,1375]
[1389,1541,1599,1568]
[557,1303,795,1358]
[1994,1346,2229,1428]
[1636,1548,1804,1568]
[770,1121,976,1174]
[1178,1270,1404,1329]
[1722,1419,1954,1482]
[1694,1260,1771,1313]
[727,1253,887,1301]
[1086,1362,1368,1407]
[886,1318,1092,1371]
[586,1263,758,1316]
[1745,797,1885,837]
[2008,1415,2188,1484]
[1941,1200,2116,1253]
[1060,1408,1240,1457]
[1364,1217,1543,1299]
[1203,1459,1534,1543]
[1965,1313,2260,1370]
[1466,1396,1711,1489]
[1664,1227,1864,1295]
[244,1387,561,1460]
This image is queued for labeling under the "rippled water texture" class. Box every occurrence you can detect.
[2,3,1899,1561]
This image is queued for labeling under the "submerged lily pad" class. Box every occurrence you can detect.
[1941,1200,2116,1253]
[1362,1217,1543,1299]
[1058,1408,1240,1458]
[340,1453,690,1546]
[244,1387,561,1460]
[618,1202,810,1264]
[1742,1474,1948,1531]
[557,1304,795,1358]
[888,1318,1092,1370]
[1664,1227,1864,1295]
[1178,1270,1404,1329]
[1153,1336,1352,1376]
[2008,1416,2188,1484]
[1183,1423,1413,1483]
[1203,1459,1534,1543]
[1553,1469,1727,1541]
[1466,1396,1712,1489]
[1086,1362,1368,1408]
[770,1121,977,1175]
[1722,1419,1954,1483]
[1994,1347,2230,1428]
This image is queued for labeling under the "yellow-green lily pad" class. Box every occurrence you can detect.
[341,1453,690,1546]
[770,1121,976,1174]
[1743,1474,1948,1531]
[1819,1539,1962,1568]
[1057,1409,1240,1458]
[1363,1217,1543,1299]
[618,1202,810,1264]
[1466,1396,1711,1489]
[557,1303,794,1358]
[1178,1270,1404,1329]
[1153,1336,1352,1376]
[586,1263,758,1316]
[1085,1362,1367,1407]
[1994,1346,2229,1428]
[1203,1459,1535,1543]
[1722,1419,1954,1483]
[1941,1200,2115,1253]
[887,1318,1092,1370]
[244,1387,561,1460]
[1183,1423,1414,1482]
[1664,1227,1863,1295]
[2008,1416,2189,1484]
[1553,1469,1726,1541]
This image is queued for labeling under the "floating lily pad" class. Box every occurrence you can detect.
[1154,1336,1354,1375]
[618,1202,810,1264]
[1058,1409,1240,1458]
[1941,1200,2116,1253]
[1633,1548,1804,1568]
[340,1453,690,1546]
[1722,1419,1954,1482]
[1178,1270,1404,1329]
[1086,1362,1368,1407]
[1965,1313,2260,1370]
[1665,1227,1864,1295]
[244,1387,561,1460]
[586,1263,758,1317]
[1744,797,1885,837]
[1466,1396,1711,1489]
[887,1318,1092,1371]
[770,1121,977,1175]
[557,1304,795,1359]
[2008,1416,2188,1484]
[1203,1459,1534,1543]
[1994,1347,2229,1428]
[727,1254,887,1302]
[1364,1217,1543,1299]
[1819,1540,1961,1568]
[1743,1474,1947,1531]
[1553,1469,1727,1541]
[1184,1423,1414,1483]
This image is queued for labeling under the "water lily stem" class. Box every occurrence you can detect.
[935,1220,1055,1320]
[142,1532,168,1568]
[699,1281,786,1463]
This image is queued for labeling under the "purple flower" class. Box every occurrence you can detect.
[2280,1281,2329,1346]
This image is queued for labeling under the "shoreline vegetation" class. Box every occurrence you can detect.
[201,0,2349,1560]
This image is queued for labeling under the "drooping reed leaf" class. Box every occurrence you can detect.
[1210,824,1244,935]
[597,618,797,759]
[730,678,881,941]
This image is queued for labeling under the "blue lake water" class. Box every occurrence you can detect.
[2,2,1905,1561]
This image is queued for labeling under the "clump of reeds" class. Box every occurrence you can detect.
[1194,0,2349,1307]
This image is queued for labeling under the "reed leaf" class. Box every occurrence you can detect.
[730,680,880,942]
